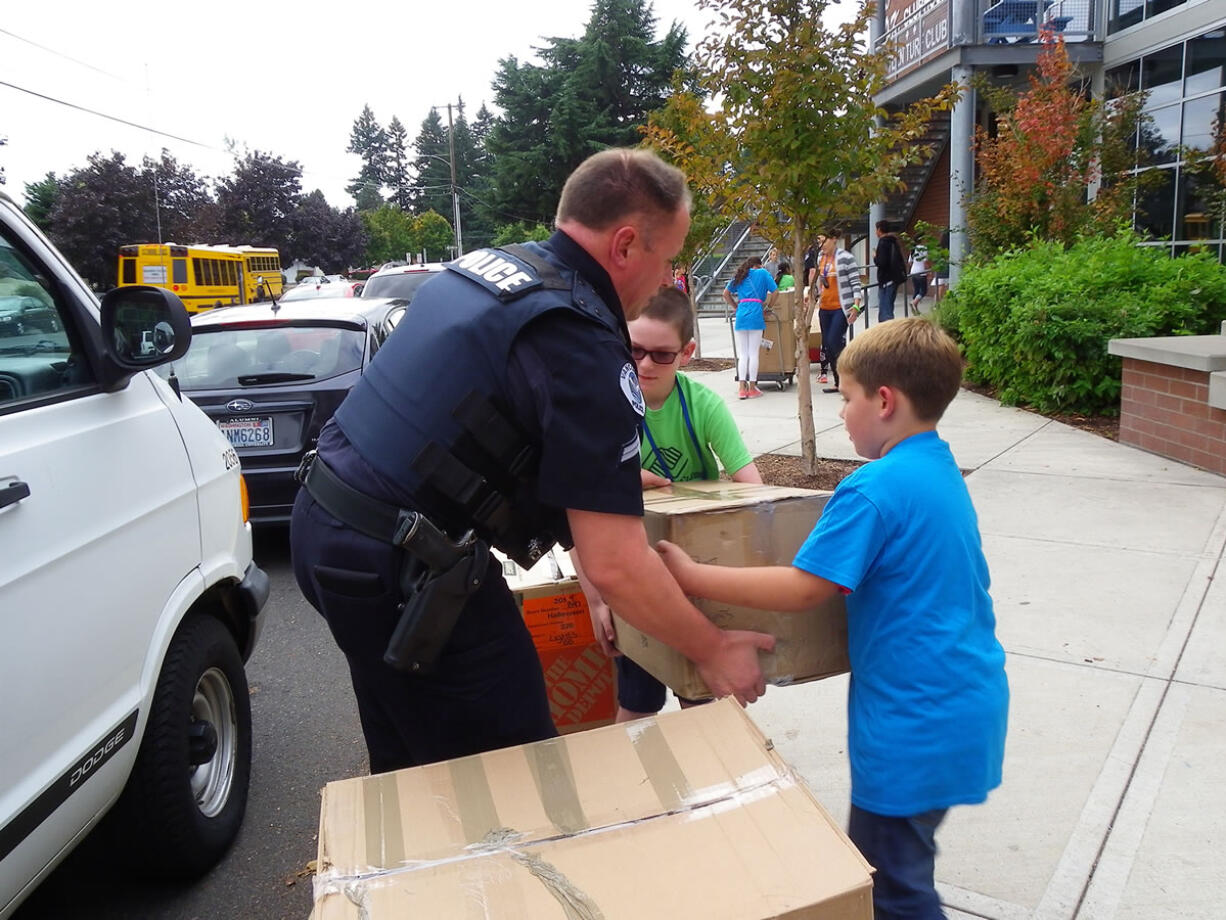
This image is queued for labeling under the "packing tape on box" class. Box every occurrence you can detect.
[314,724,797,906]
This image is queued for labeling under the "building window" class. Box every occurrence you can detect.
[1123,29,1226,260]
[1135,166,1176,241]
[1109,0,1186,34]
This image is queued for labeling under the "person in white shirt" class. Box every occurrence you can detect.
[909,244,930,314]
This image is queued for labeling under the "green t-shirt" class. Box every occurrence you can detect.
[640,373,754,482]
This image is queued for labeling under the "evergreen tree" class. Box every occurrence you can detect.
[412,108,453,218]
[22,173,60,231]
[485,0,688,224]
[346,104,388,208]
[385,116,412,211]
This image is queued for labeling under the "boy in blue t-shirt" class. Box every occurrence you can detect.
[658,317,1009,920]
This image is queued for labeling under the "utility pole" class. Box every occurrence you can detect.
[445,102,463,257]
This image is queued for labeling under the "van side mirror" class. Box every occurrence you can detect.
[97,286,192,390]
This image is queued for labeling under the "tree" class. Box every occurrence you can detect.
[347,104,388,209]
[415,210,454,261]
[215,150,303,255]
[646,0,956,474]
[385,116,412,211]
[142,151,212,244]
[491,221,552,246]
[22,172,60,230]
[290,190,367,271]
[485,0,688,225]
[968,36,1151,259]
[46,152,153,287]
[362,204,418,266]
[412,108,453,218]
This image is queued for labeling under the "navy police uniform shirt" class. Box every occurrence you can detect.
[322,230,645,530]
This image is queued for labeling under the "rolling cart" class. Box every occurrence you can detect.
[759,290,797,390]
[727,290,798,391]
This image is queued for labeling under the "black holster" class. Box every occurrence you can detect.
[296,451,490,673]
[385,511,489,673]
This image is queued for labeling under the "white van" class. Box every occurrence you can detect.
[0,192,269,916]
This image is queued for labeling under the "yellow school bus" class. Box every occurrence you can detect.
[118,243,284,312]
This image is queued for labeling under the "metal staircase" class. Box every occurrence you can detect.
[691,221,776,315]
[881,110,951,229]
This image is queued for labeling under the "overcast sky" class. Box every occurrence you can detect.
[2,0,858,211]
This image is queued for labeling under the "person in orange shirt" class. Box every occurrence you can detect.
[806,233,863,393]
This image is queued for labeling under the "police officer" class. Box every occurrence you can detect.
[290,148,774,773]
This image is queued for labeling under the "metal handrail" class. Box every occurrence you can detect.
[692,222,760,308]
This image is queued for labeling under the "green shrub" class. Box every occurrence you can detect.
[937,232,1226,415]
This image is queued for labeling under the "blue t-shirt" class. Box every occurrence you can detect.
[725,268,777,331]
[793,431,1009,816]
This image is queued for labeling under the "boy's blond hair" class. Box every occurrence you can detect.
[638,286,695,343]
[838,317,963,422]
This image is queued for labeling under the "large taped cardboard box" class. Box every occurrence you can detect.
[615,481,849,700]
[313,699,873,919]
[498,550,617,734]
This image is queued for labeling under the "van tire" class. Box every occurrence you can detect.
[115,615,252,878]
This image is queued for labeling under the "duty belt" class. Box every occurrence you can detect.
[296,451,489,673]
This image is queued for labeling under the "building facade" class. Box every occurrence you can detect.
[873,0,1226,280]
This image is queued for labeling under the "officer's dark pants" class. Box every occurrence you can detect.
[290,490,558,773]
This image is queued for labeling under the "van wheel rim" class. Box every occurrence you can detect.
[189,667,236,817]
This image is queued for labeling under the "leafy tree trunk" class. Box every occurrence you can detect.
[646,0,957,478]
[790,225,820,475]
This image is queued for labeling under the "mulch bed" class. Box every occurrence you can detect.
[754,454,864,491]
[686,357,736,373]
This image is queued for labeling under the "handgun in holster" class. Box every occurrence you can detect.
[384,509,490,673]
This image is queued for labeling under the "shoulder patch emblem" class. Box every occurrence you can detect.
[446,249,541,298]
[620,362,645,417]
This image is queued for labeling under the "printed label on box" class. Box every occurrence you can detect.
[521,591,616,731]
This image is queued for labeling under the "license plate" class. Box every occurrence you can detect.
[219,416,273,448]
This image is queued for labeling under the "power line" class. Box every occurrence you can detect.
[0,79,218,150]
[0,28,126,81]
[457,185,548,227]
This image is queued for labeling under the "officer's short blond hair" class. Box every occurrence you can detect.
[838,317,964,422]
[556,149,691,242]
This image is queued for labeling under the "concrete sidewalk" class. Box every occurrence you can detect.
[677,324,1226,920]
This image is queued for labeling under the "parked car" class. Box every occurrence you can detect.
[360,262,445,301]
[0,191,269,918]
[161,296,408,524]
[278,283,356,302]
[0,293,60,335]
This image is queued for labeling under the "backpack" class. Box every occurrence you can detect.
[888,236,908,284]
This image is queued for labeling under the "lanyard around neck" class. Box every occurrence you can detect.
[641,381,709,482]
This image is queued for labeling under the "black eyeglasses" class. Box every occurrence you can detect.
[630,346,679,365]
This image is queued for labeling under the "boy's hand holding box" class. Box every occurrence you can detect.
[613,481,849,700]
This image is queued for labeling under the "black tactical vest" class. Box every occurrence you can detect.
[333,242,622,567]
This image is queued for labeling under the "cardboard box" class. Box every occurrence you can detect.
[499,550,617,734]
[614,481,849,700]
[313,699,873,919]
[762,291,798,374]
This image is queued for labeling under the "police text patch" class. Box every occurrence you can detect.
[447,249,541,298]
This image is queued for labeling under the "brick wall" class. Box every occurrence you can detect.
[1118,358,1226,476]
